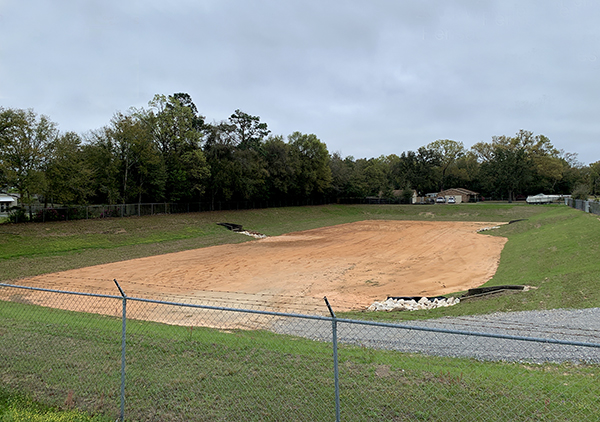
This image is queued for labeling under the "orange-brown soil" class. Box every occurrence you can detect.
[13,221,507,317]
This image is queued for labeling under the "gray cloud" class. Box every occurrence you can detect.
[1,0,598,163]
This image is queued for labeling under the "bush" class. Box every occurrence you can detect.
[30,207,87,222]
[67,207,87,220]
[6,207,28,224]
[571,184,590,200]
[34,208,62,222]
[100,206,121,218]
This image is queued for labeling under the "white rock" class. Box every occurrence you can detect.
[367,295,461,312]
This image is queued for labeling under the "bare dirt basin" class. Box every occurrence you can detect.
[12,221,507,319]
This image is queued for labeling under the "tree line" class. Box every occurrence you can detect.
[1,93,598,210]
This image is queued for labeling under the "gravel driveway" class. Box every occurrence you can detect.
[271,308,600,364]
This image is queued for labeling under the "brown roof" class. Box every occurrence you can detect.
[439,188,479,196]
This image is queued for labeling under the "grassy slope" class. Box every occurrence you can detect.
[343,205,600,320]
[3,202,597,318]
[3,202,598,319]
[485,206,600,307]
[0,203,545,281]
[2,203,600,420]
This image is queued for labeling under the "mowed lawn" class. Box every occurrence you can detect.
[2,297,598,422]
[2,203,600,421]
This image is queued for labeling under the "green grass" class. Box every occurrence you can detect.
[0,388,111,422]
[1,202,594,319]
[340,205,600,321]
[0,203,546,282]
[2,202,600,420]
[1,300,598,421]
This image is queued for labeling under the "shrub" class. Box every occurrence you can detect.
[6,207,28,224]
[571,184,590,200]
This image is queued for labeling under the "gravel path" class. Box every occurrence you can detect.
[271,308,600,364]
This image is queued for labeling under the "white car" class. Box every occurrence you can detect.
[448,196,456,204]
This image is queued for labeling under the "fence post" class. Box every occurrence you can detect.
[324,297,341,422]
[114,279,127,422]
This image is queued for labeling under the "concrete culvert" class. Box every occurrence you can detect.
[217,222,244,232]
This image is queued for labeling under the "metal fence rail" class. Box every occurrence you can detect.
[1,282,600,421]
[4,198,335,223]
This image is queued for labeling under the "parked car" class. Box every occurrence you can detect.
[436,196,445,203]
[448,196,456,204]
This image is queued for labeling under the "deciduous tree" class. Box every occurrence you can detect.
[0,108,57,212]
[426,139,465,191]
[588,161,600,196]
[107,112,162,203]
[83,128,121,205]
[264,136,294,199]
[44,132,92,205]
[288,132,332,198]
[227,109,270,151]
[145,94,209,201]
[393,148,441,195]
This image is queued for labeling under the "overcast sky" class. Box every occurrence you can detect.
[1,0,599,164]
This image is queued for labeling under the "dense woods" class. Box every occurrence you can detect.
[1,93,598,210]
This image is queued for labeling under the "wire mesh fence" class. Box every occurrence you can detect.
[590,201,600,215]
[1,281,600,421]
[0,288,123,418]
[565,198,600,215]
[5,198,335,223]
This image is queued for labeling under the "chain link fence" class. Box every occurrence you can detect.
[4,198,335,223]
[565,198,600,215]
[1,281,600,421]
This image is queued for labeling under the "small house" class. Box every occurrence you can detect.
[0,193,18,217]
[437,188,479,204]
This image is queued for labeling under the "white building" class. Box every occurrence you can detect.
[0,193,18,217]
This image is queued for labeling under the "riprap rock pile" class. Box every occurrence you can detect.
[477,226,500,232]
[239,230,267,239]
[367,296,460,312]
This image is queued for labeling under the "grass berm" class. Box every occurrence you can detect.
[1,203,599,421]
